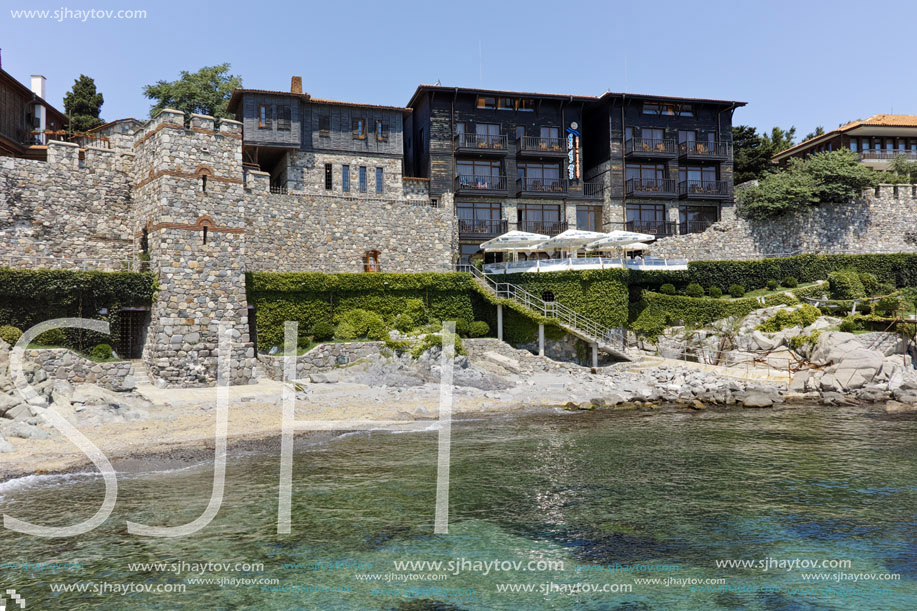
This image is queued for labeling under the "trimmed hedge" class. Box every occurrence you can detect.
[0,268,156,353]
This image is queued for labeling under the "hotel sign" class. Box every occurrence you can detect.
[566,122,581,181]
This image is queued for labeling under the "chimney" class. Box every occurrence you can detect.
[30,74,46,98]
[290,76,302,94]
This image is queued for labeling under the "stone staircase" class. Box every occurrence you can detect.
[467,266,634,361]
[128,359,156,390]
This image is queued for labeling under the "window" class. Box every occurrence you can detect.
[319,115,331,138]
[476,96,497,109]
[375,120,388,142]
[642,101,678,116]
[457,202,503,235]
[276,105,291,131]
[540,126,559,139]
[375,167,384,193]
[418,128,424,151]
[677,104,694,117]
[455,122,465,136]
[625,126,634,141]
[342,165,350,192]
[352,118,366,140]
[364,250,380,273]
[516,126,525,141]
[679,205,718,233]
[518,98,535,111]
[475,123,502,147]
[457,159,503,189]
[324,163,333,190]
[678,130,697,144]
[201,176,207,192]
[258,105,270,129]
[540,127,560,150]
[498,97,514,110]
[848,139,857,152]
[359,166,367,193]
[626,203,667,235]
[517,203,562,236]
[518,161,562,191]
[626,162,667,188]
[576,205,602,232]
[679,165,718,184]
[643,128,664,140]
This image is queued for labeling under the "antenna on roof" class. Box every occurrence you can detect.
[434,79,441,86]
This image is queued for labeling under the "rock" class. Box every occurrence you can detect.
[481,351,522,374]
[885,401,917,414]
[788,370,810,392]
[308,372,340,384]
[5,403,33,421]
[810,332,862,366]
[819,373,842,392]
[0,392,22,416]
[892,389,917,404]
[0,430,14,453]
[739,390,776,408]
[690,399,707,410]
[2,421,53,440]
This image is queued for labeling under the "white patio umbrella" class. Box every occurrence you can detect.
[479,230,549,262]
[585,230,655,251]
[621,241,650,251]
[535,229,608,257]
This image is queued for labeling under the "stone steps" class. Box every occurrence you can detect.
[129,359,155,389]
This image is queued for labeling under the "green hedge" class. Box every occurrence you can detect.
[628,254,917,295]
[247,272,479,350]
[0,268,156,352]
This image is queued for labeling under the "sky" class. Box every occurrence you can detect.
[1,0,914,141]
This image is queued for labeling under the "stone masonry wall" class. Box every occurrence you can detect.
[27,348,137,391]
[0,142,135,269]
[650,185,917,260]
[260,341,385,381]
[285,151,406,199]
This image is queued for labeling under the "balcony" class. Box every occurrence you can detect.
[679,220,715,235]
[458,218,507,239]
[580,180,605,200]
[678,180,730,199]
[517,136,566,157]
[679,140,731,161]
[516,177,568,197]
[454,174,507,194]
[859,150,917,161]
[610,220,677,238]
[454,133,508,154]
[518,220,568,236]
[626,178,676,198]
[624,137,676,158]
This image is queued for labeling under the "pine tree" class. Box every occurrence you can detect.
[63,75,105,133]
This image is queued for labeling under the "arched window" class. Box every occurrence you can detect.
[202,226,208,245]
[364,250,380,272]
[140,228,149,254]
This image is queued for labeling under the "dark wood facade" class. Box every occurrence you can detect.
[0,69,67,160]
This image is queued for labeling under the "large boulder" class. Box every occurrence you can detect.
[810,332,862,366]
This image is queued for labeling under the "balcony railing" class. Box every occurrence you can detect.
[582,180,604,199]
[678,180,730,198]
[518,220,568,236]
[679,140,731,159]
[859,150,917,160]
[679,220,715,235]
[517,177,568,195]
[610,220,677,238]
[518,136,565,154]
[626,178,676,197]
[455,174,507,192]
[624,137,676,157]
[455,133,508,152]
[458,218,507,238]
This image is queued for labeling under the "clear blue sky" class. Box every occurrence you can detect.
[2,0,914,140]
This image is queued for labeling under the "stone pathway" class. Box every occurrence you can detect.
[133,376,288,408]
[626,355,792,385]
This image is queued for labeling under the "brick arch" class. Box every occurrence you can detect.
[194,165,215,178]
[193,215,216,229]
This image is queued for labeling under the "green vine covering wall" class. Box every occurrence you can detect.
[0,268,157,351]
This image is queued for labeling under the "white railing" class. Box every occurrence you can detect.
[465,265,629,351]
[482,256,688,274]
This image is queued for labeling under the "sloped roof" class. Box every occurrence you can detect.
[773,114,917,160]
[227,88,410,114]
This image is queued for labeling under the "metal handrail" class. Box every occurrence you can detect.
[465,265,628,349]
[519,135,565,152]
[625,137,676,155]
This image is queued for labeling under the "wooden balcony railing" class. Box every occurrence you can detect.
[517,177,567,194]
[679,140,731,158]
[625,137,676,156]
[455,133,508,151]
[859,150,917,160]
[455,174,507,192]
[678,180,730,198]
[518,136,565,154]
[626,178,676,196]
[518,220,568,236]
[458,218,507,238]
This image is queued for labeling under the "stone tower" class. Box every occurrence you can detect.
[131,109,256,386]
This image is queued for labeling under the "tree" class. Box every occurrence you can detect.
[63,74,104,133]
[802,126,825,142]
[738,149,879,219]
[142,64,242,118]
[732,125,797,184]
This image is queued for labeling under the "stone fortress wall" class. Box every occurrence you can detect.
[650,185,917,260]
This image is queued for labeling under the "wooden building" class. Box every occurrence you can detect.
[0,69,67,160]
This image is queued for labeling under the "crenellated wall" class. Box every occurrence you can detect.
[650,185,917,260]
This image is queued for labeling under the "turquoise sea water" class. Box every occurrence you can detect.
[0,405,915,610]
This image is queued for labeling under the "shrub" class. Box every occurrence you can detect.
[878,282,896,296]
[34,328,66,346]
[334,309,388,341]
[393,299,428,332]
[468,320,490,338]
[0,325,23,346]
[828,270,866,300]
[766,280,778,290]
[781,276,798,288]
[707,287,723,299]
[874,296,902,317]
[453,318,471,337]
[685,283,705,298]
[790,330,822,350]
[659,283,676,295]
[839,317,860,333]
[310,321,335,342]
[91,343,114,360]
[858,272,879,296]
[409,332,465,359]
[729,284,746,298]
[757,304,821,333]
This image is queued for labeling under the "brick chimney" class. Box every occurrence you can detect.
[291,76,302,94]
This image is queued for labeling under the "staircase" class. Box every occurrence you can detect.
[128,359,156,390]
[466,266,634,361]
